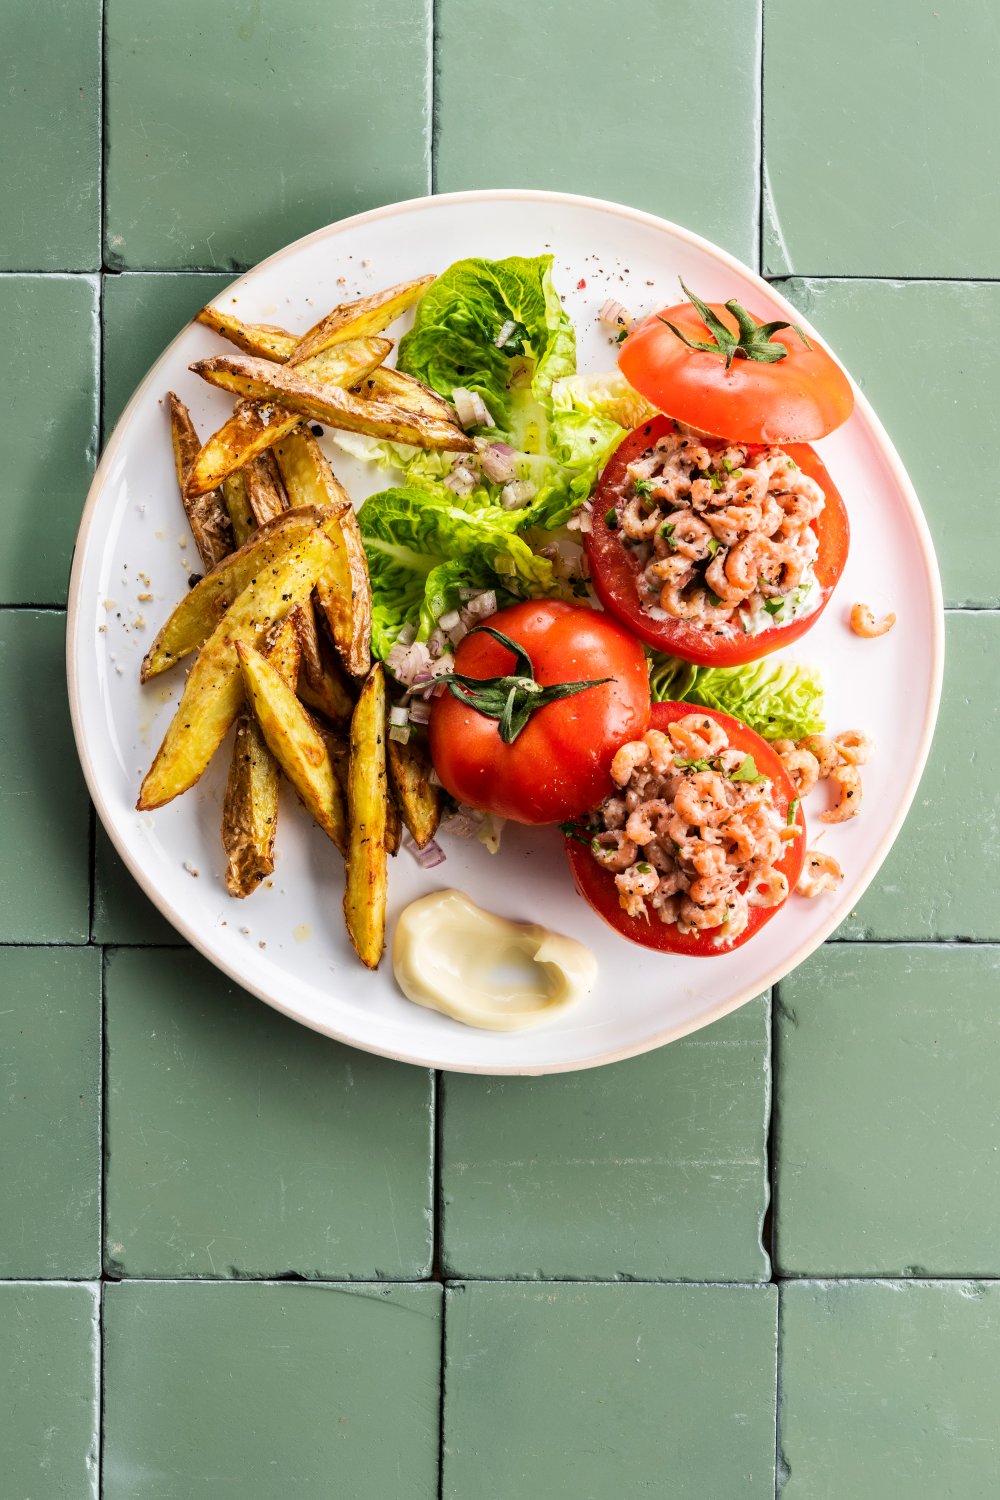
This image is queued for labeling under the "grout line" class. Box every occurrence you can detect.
[430,0,441,197]
[438,1270,447,1500]
[775,1281,785,1496]
[1,937,997,953]
[99,949,110,1284]
[757,0,765,277]
[97,1279,107,1496]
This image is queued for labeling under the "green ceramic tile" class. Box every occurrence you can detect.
[441,996,769,1281]
[1,277,98,604]
[103,1281,441,1500]
[0,948,101,1278]
[436,0,760,266]
[0,612,90,943]
[102,271,231,436]
[445,1282,777,1500]
[104,0,431,271]
[92,824,185,945]
[836,612,995,941]
[764,1,999,276]
[104,947,433,1278]
[775,946,1000,1278]
[0,0,100,269]
[778,279,998,607]
[780,1281,1000,1498]
[0,1282,99,1499]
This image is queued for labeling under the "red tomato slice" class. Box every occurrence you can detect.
[585,416,850,667]
[619,298,854,444]
[565,702,806,956]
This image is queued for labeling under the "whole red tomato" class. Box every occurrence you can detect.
[565,702,806,955]
[585,415,850,667]
[619,289,853,444]
[428,600,650,825]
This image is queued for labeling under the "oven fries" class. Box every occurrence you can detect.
[387,732,442,849]
[138,528,336,809]
[168,393,234,568]
[141,272,448,966]
[236,642,347,853]
[273,429,371,677]
[223,613,301,898]
[192,352,473,453]
[343,664,389,968]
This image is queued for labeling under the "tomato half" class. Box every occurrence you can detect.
[585,416,850,666]
[565,702,806,956]
[619,298,854,444]
[428,601,651,825]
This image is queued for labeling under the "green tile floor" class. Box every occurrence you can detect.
[2,0,998,1493]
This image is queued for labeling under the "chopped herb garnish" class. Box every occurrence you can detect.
[605,508,619,530]
[674,756,712,773]
[787,798,801,826]
[786,458,798,470]
[706,588,724,607]
[707,536,720,557]
[633,477,654,496]
[560,820,599,847]
[709,471,723,492]
[660,522,676,547]
[616,327,629,344]
[635,862,653,874]
[731,754,766,783]
[763,597,784,616]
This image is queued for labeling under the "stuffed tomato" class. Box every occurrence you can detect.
[585,414,849,665]
[564,702,805,956]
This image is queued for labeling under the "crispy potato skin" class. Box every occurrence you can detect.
[141,507,326,681]
[137,529,336,809]
[184,340,393,498]
[222,614,301,898]
[288,276,435,365]
[343,664,388,969]
[386,731,441,848]
[192,353,473,453]
[168,393,234,567]
[274,430,372,678]
[293,600,355,723]
[236,643,347,853]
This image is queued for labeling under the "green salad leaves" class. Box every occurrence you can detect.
[647,653,826,742]
[357,486,558,658]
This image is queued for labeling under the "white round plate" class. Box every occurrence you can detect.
[68,190,943,1075]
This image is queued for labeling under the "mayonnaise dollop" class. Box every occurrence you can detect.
[392,890,597,1031]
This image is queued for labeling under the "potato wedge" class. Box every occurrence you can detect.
[220,463,256,546]
[343,664,388,968]
[273,429,371,676]
[293,600,354,723]
[387,731,441,848]
[222,613,301,898]
[357,365,456,423]
[236,642,347,852]
[245,448,287,526]
[385,787,403,856]
[184,339,394,498]
[168,393,234,568]
[196,305,295,362]
[192,353,474,453]
[137,528,336,809]
[289,276,434,365]
[141,507,328,681]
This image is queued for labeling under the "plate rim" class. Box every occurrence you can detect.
[66,186,945,1075]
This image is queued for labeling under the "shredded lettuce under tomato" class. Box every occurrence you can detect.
[647,652,826,742]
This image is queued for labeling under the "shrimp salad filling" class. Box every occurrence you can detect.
[611,425,826,635]
[588,714,793,943]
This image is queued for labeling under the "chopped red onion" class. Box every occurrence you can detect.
[466,589,496,619]
[495,319,516,348]
[403,833,446,868]
[452,387,493,430]
[428,767,444,789]
[598,297,633,331]
[407,698,432,725]
[427,627,447,659]
[437,608,461,631]
[448,620,469,647]
[439,811,482,840]
[389,723,411,745]
[479,442,518,485]
[444,463,477,497]
[395,621,417,648]
[389,705,410,727]
[500,479,536,510]
[386,638,432,686]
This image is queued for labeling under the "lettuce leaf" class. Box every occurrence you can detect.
[357,485,559,657]
[551,368,658,433]
[392,255,624,529]
[648,652,826,742]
